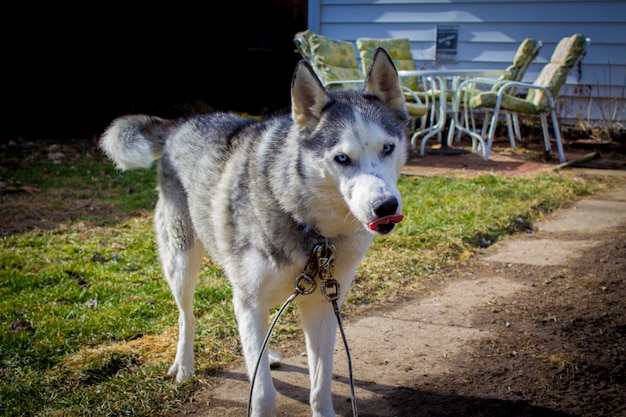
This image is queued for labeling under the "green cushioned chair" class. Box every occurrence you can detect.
[293,30,364,89]
[457,38,543,100]
[356,37,431,135]
[453,38,543,148]
[468,34,590,162]
[502,37,544,84]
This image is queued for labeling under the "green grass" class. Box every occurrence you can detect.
[0,139,606,416]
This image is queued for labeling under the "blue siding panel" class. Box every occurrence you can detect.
[321,3,626,24]
[310,0,626,124]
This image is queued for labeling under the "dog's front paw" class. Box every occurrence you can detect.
[167,362,194,382]
[268,350,281,369]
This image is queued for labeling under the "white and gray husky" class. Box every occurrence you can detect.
[100,47,409,417]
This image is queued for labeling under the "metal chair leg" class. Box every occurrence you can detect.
[505,113,516,148]
[550,110,567,163]
[540,114,553,156]
[512,114,522,142]
[484,105,502,161]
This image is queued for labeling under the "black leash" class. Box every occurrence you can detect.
[246,237,358,417]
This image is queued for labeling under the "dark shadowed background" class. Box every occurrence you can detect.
[4,1,307,142]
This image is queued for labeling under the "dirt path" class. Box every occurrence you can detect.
[176,168,626,417]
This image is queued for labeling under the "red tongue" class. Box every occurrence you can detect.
[369,214,404,231]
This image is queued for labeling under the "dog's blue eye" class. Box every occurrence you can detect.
[383,143,395,156]
[335,153,351,165]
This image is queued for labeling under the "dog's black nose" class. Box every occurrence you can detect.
[374,197,399,218]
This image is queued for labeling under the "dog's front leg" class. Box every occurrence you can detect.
[300,296,339,417]
[233,292,277,417]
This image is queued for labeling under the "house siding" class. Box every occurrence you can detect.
[308,0,626,126]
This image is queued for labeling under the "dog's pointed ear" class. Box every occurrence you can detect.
[364,47,406,111]
[291,60,331,129]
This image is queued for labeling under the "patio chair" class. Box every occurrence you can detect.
[293,30,364,89]
[411,38,543,156]
[467,33,590,162]
[447,37,543,146]
[459,37,544,145]
[500,38,544,85]
[356,37,431,130]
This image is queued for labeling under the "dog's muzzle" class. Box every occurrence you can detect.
[368,197,403,234]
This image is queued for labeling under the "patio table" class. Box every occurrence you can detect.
[398,69,509,159]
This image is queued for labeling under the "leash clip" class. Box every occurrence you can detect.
[321,279,341,303]
[314,241,336,281]
[294,273,317,295]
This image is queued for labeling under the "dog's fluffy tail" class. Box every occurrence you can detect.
[100,115,172,170]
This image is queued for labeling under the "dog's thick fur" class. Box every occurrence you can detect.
[100,48,409,417]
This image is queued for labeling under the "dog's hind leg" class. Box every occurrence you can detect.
[154,174,204,382]
[300,296,339,417]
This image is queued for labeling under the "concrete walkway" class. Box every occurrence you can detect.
[181,168,626,417]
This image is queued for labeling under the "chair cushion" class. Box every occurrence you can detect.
[356,38,420,92]
[526,63,571,107]
[551,33,587,67]
[469,91,546,114]
[501,37,541,82]
[526,34,587,107]
[405,101,429,117]
[307,32,364,88]
[427,88,456,102]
